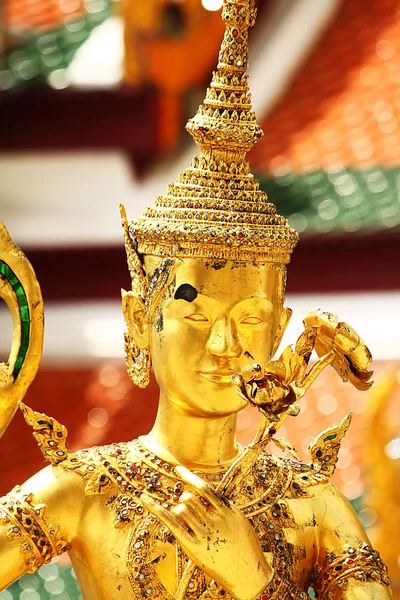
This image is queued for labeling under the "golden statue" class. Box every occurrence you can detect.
[0,1,394,598]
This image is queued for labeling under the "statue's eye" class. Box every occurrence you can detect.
[241,316,264,325]
[185,313,209,322]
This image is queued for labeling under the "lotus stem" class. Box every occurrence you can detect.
[303,350,335,392]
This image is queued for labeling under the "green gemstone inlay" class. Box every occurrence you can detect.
[20,305,30,321]
[18,295,28,308]
[8,273,18,287]
[324,434,337,442]
[37,420,54,430]
[0,260,30,378]
[14,356,24,374]
[20,326,30,352]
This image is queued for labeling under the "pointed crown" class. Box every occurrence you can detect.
[128,0,299,267]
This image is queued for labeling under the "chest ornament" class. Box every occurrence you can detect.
[19,402,352,600]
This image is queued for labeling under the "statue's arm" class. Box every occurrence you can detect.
[314,483,393,599]
[0,464,83,590]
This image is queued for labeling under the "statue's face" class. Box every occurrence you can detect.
[145,258,289,418]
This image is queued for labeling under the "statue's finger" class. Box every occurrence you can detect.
[175,466,228,510]
[172,503,204,536]
[140,494,192,543]
[180,491,209,520]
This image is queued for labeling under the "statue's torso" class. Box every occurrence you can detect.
[64,440,325,599]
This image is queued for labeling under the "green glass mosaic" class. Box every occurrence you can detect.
[0,260,30,379]
[18,296,28,309]
[9,276,19,289]
[256,166,400,236]
[20,306,29,322]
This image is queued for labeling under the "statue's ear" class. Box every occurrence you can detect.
[121,289,149,350]
[271,306,292,357]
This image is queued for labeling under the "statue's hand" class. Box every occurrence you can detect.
[141,466,273,600]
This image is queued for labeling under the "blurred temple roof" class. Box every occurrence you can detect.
[250,0,400,236]
[2,0,113,89]
[1,0,400,293]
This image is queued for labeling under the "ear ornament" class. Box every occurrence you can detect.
[120,204,151,389]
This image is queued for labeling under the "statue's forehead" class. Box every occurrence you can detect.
[174,258,252,281]
[172,259,280,300]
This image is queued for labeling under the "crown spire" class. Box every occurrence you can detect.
[187,0,262,160]
[128,0,299,265]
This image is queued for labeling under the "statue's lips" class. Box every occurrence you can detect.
[199,371,234,384]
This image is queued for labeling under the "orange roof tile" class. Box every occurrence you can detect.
[251,0,400,174]
[5,0,86,33]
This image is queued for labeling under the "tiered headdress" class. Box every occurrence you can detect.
[126,0,299,269]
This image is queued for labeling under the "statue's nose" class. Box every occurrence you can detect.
[206,317,242,359]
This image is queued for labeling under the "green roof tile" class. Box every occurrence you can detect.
[2,2,112,91]
[256,166,400,236]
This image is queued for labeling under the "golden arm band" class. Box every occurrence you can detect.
[311,542,391,599]
[0,486,68,573]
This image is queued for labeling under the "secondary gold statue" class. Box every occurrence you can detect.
[0,1,394,599]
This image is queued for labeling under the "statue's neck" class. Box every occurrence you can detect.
[139,392,240,471]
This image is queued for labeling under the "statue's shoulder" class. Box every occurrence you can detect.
[19,403,144,502]
[254,413,353,501]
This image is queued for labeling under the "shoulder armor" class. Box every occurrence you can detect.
[19,402,117,495]
[308,412,352,477]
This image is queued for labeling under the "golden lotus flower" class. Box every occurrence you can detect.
[303,310,373,391]
[233,326,317,423]
[232,309,373,465]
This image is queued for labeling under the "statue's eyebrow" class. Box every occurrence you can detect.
[174,283,198,303]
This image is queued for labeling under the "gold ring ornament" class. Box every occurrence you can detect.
[0,222,44,438]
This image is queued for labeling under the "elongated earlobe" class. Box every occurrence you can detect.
[121,289,151,388]
[122,290,149,349]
